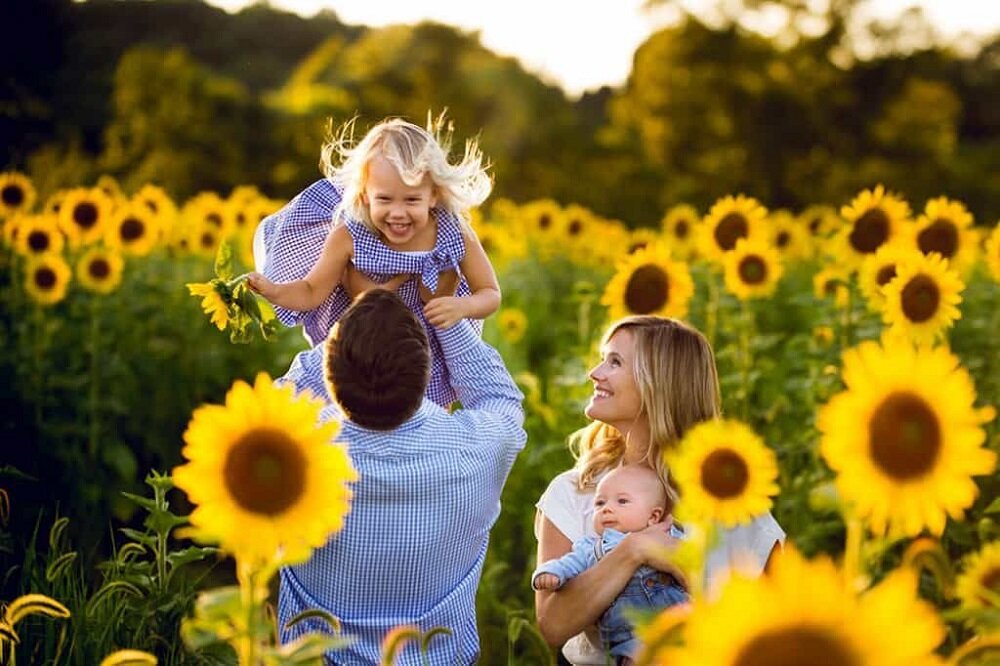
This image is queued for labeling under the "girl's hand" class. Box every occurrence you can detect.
[424,296,467,329]
[246,272,277,299]
[625,523,687,587]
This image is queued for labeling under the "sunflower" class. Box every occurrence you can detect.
[768,209,812,262]
[42,189,68,216]
[132,184,177,240]
[187,280,231,330]
[986,225,1000,283]
[0,171,37,217]
[837,185,910,265]
[913,197,977,274]
[106,202,159,256]
[881,251,964,346]
[13,215,64,258]
[818,338,996,537]
[667,419,778,528]
[660,204,700,260]
[182,192,236,240]
[188,220,223,258]
[562,203,595,243]
[497,307,528,344]
[626,227,662,255]
[76,246,125,294]
[24,253,72,306]
[642,547,945,666]
[601,245,695,320]
[812,266,851,308]
[723,237,783,300]
[957,542,1000,611]
[172,373,357,565]
[58,187,114,247]
[95,174,125,206]
[518,199,564,254]
[798,204,842,240]
[699,195,767,264]
[858,243,921,313]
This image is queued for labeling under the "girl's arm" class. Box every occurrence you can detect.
[534,515,685,647]
[248,224,352,311]
[423,228,501,328]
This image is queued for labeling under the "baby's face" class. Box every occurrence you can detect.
[592,468,664,534]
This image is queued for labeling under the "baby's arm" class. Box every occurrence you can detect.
[531,536,598,591]
[248,224,352,312]
[423,228,500,328]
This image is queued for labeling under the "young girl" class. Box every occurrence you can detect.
[249,115,500,407]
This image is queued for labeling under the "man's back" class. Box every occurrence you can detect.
[278,318,525,664]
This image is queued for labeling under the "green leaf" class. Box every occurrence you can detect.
[119,528,157,547]
[983,496,1000,515]
[214,240,234,281]
[120,492,158,514]
[284,608,342,634]
[85,580,144,616]
[144,507,188,536]
[268,632,354,662]
[165,546,218,569]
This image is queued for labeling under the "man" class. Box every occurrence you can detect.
[277,288,526,664]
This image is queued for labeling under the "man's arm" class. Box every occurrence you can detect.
[435,320,524,428]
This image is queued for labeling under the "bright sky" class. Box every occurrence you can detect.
[203,0,999,96]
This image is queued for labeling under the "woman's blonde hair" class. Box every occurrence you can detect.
[571,316,721,493]
[321,113,492,233]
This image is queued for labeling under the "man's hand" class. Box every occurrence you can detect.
[533,573,561,590]
[342,264,410,298]
[424,296,467,329]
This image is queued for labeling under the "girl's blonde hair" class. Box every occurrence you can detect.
[321,113,492,233]
[571,316,721,494]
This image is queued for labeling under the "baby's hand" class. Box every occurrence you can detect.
[246,272,277,299]
[533,573,561,591]
[424,296,466,329]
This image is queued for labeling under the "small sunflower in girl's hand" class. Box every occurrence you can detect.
[186,240,278,343]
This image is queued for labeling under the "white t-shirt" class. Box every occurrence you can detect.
[535,468,785,665]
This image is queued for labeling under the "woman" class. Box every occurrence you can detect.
[534,316,784,664]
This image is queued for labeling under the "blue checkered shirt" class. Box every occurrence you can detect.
[257,179,480,407]
[277,320,526,665]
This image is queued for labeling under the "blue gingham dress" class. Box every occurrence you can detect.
[257,179,482,407]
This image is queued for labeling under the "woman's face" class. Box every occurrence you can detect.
[585,328,643,430]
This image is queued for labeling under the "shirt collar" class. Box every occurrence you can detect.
[340,399,441,438]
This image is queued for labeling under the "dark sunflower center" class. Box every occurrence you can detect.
[849,208,889,254]
[144,199,159,214]
[823,279,839,297]
[206,213,223,228]
[120,217,145,241]
[27,230,50,252]
[200,232,215,249]
[733,625,861,666]
[34,267,57,289]
[738,256,767,285]
[73,202,99,230]
[567,219,583,236]
[88,258,110,279]
[808,216,822,234]
[900,275,940,323]
[979,568,1000,606]
[223,428,307,515]
[235,212,247,227]
[776,231,790,248]
[714,213,748,251]
[624,264,670,314]
[538,214,551,230]
[876,265,897,287]
[917,219,958,258]
[868,392,940,481]
[628,241,648,254]
[674,220,689,239]
[700,448,749,499]
[2,184,24,206]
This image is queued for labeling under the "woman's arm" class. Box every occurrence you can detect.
[534,513,643,647]
[424,228,500,327]
[248,224,352,311]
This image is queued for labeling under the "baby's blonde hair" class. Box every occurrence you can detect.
[321,112,492,233]
[571,316,721,495]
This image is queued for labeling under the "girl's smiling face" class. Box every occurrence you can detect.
[362,154,437,249]
[585,328,643,432]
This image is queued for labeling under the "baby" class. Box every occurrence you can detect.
[532,465,688,663]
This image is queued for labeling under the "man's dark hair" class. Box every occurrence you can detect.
[324,289,430,430]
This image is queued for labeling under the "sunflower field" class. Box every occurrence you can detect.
[1,164,997,664]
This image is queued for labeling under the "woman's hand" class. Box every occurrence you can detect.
[624,522,688,588]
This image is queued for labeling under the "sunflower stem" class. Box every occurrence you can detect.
[843,516,865,592]
[839,279,854,351]
[87,295,100,460]
[739,300,754,421]
[31,304,45,430]
[237,559,258,666]
[706,269,719,350]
